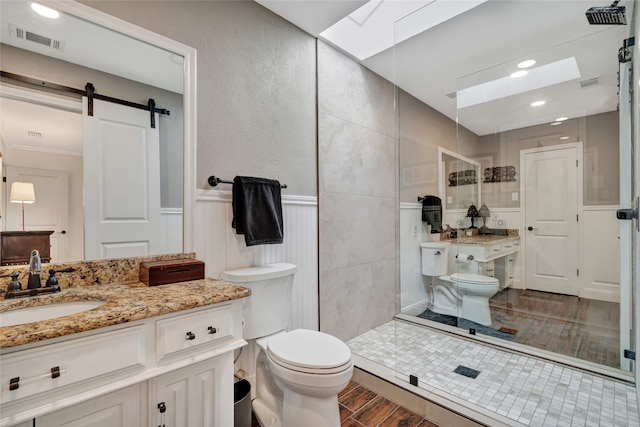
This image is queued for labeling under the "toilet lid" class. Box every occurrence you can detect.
[267,329,352,374]
[450,273,499,285]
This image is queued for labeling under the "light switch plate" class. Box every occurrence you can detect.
[511,192,519,201]
[447,196,453,204]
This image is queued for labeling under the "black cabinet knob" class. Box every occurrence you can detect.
[185,331,196,340]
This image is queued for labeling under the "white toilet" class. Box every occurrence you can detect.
[420,242,500,326]
[221,263,353,427]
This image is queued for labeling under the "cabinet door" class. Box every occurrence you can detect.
[149,354,233,427]
[36,384,143,427]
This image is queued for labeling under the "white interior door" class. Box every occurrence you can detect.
[522,145,579,296]
[5,166,69,262]
[83,98,162,260]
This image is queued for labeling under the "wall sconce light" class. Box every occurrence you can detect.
[10,182,35,231]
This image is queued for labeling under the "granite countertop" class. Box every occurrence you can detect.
[0,279,251,349]
[444,235,520,245]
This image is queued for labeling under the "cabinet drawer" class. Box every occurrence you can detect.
[479,261,495,277]
[501,242,518,252]
[156,305,232,362]
[486,244,502,257]
[1,326,145,403]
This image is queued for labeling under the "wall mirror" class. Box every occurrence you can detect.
[438,146,480,213]
[0,0,196,262]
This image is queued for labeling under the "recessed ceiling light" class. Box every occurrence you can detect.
[511,70,528,78]
[555,116,568,121]
[518,59,536,69]
[31,2,59,19]
[550,121,562,126]
[560,136,570,140]
[531,100,546,107]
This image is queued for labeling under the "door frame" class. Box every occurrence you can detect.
[1,85,83,262]
[519,142,584,295]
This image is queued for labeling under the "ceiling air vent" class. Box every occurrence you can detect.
[579,77,601,89]
[27,131,43,138]
[9,24,65,51]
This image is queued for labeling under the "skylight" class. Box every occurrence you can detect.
[320,0,487,61]
[457,57,582,109]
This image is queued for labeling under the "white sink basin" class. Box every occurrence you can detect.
[0,301,106,327]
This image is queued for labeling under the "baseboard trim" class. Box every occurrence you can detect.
[581,284,620,303]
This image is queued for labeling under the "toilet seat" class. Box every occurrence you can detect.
[267,329,352,375]
[450,273,499,285]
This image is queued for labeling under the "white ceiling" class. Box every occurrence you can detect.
[0,1,183,94]
[259,0,633,136]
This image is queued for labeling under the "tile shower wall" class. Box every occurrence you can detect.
[318,41,397,341]
[195,191,318,331]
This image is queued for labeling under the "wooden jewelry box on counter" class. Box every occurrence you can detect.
[139,259,205,286]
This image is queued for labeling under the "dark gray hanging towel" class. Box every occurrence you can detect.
[232,176,284,246]
[421,195,443,233]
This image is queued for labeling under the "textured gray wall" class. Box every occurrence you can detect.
[398,90,479,204]
[84,0,317,196]
[478,111,619,208]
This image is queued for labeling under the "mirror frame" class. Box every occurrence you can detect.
[40,0,197,255]
[438,146,481,215]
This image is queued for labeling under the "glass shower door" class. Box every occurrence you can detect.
[395,1,635,383]
[618,36,635,372]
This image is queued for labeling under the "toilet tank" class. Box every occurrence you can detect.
[221,263,297,339]
[420,242,450,276]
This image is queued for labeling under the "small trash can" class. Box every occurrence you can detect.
[234,379,251,427]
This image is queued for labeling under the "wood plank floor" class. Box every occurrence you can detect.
[250,381,438,427]
[339,381,438,427]
[488,288,620,368]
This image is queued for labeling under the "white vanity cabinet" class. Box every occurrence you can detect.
[1,300,245,427]
[35,384,144,427]
[0,325,146,405]
[452,238,520,290]
[149,355,233,427]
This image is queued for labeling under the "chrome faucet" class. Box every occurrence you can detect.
[27,249,42,289]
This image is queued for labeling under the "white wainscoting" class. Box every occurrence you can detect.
[160,208,183,255]
[400,203,429,315]
[412,204,619,302]
[581,206,620,302]
[195,190,318,331]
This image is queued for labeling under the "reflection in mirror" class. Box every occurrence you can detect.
[438,147,480,213]
[0,0,187,262]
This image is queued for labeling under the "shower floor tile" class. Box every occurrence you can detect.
[347,320,639,427]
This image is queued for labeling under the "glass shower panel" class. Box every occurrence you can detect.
[395,2,634,388]
[455,28,630,372]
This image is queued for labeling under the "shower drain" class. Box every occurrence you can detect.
[453,365,481,379]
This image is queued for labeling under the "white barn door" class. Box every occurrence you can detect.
[82,98,162,260]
